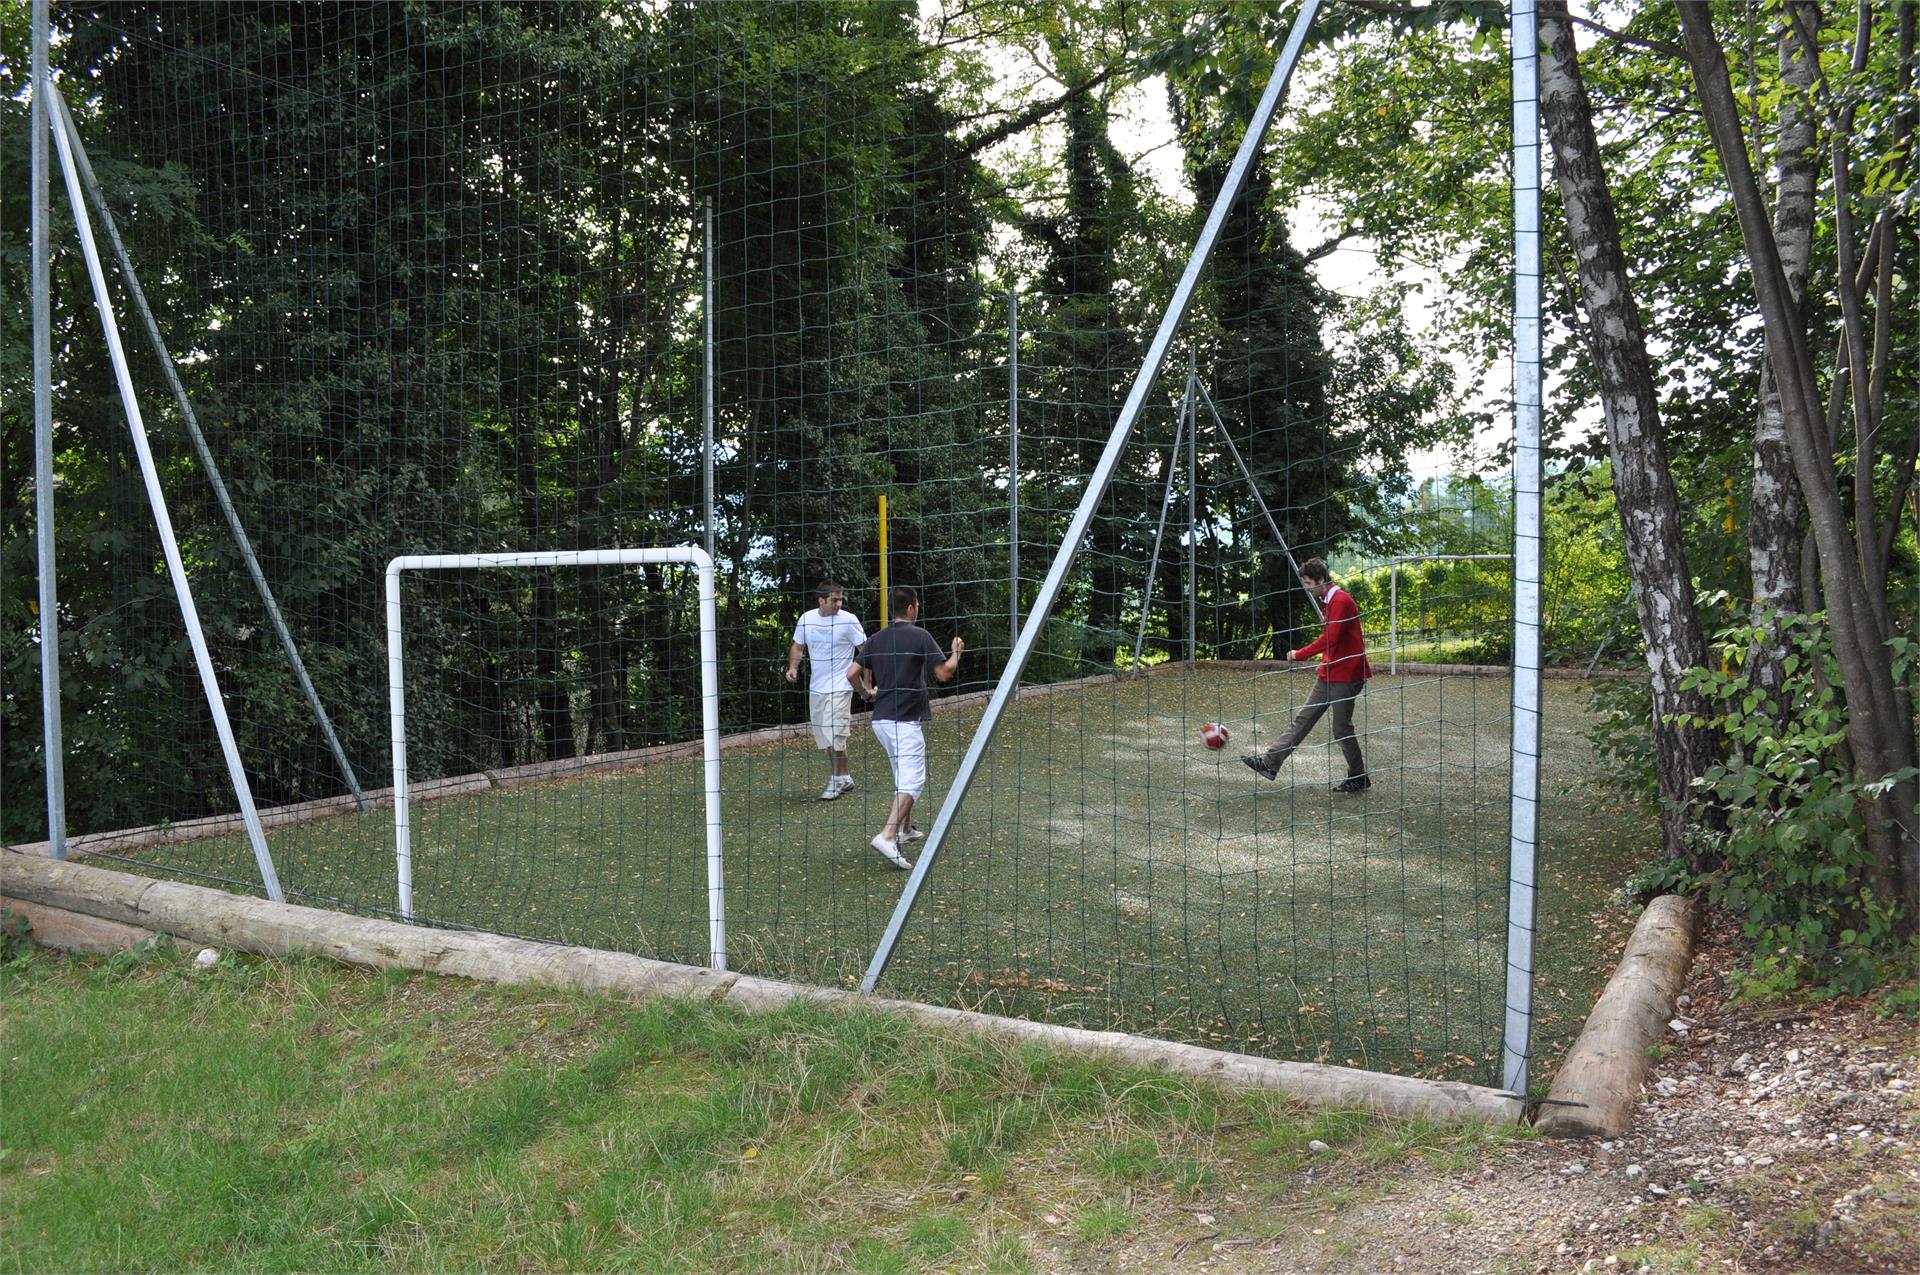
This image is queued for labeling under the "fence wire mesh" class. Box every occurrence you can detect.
[7,1,1533,1082]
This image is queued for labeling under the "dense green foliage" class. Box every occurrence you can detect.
[1640,612,1920,998]
[2,1,1471,841]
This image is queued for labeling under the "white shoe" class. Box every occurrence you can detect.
[899,827,924,843]
[819,779,847,801]
[869,834,912,870]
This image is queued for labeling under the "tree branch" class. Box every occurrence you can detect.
[957,62,1128,157]
[1569,14,1686,60]
[1305,225,1361,262]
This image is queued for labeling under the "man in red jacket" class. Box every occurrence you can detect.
[1242,557,1372,792]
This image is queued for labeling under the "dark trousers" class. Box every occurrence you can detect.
[1261,677,1367,777]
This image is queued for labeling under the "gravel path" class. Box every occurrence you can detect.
[1059,911,1918,1273]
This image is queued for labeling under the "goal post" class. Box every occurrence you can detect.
[384,548,725,969]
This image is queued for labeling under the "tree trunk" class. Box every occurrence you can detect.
[460,575,514,770]
[580,357,626,756]
[1745,2,1820,703]
[1057,74,1123,667]
[1537,3,1723,862]
[1859,3,1917,913]
[530,573,574,763]
[1678,5,1919,923]
[511,400,575,764]
[641,563,680,743]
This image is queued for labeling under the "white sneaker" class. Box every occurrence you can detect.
[869,834,912,870]
[819,779,848,801]
[899,827,924,843]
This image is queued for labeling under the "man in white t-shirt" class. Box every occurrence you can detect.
[786,580,866,800]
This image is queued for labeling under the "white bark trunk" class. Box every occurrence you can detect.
[1539,2,1721,861]
[1680,5,1919,920]
[1745,3,1820,702]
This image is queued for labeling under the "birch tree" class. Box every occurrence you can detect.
[1745,1,1820,704]
[1537,1,1723,861]
[1678,2,1919,924]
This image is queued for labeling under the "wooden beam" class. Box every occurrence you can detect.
[3,897,157,955]
[2,851,1523,1125]
[1537,894,1699,1138]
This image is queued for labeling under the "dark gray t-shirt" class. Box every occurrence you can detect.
[854,622,947,722]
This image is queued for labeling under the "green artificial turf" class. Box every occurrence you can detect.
[103,666,1653,1084]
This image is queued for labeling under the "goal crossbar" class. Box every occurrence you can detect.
[384,548,726,968]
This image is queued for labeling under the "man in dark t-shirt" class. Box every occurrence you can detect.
[848,585,963,869]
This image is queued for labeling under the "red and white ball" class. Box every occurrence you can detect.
[1200,722,1231,750]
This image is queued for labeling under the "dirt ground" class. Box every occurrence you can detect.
[1055,910,1919,1274]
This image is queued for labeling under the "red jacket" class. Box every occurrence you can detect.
[1290,585,1372,682]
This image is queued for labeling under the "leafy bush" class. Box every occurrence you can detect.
[1345,556,1512,665]
[1025,616,1092,683]
[1656,612,1918,998]
[1583,673,1658,798]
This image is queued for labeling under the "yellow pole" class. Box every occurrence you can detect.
[878,492,890,625]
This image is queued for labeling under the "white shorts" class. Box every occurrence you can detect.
[871,719,927,799]
[810,691,853,751]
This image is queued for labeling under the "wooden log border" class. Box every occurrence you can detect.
[2,851,1521,1126]
[1535,894,1699,1138]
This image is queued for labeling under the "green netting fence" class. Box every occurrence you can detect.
[5,0,1542,1085]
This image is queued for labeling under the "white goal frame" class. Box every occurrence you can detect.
[385,548,726,968]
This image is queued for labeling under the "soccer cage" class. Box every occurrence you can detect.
[13,0,1543,1090]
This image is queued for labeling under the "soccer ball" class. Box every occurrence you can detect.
[1200,722,1230,750]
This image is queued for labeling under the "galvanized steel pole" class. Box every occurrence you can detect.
[1185,350,1197,662]
[703,199,716,562]
[1504,0,1545,1098]
[50,101,283,902]
[30,0,67,858]
[1131,385,1191,670]
[1194,380,1322,623]
[1008,289,1020,650]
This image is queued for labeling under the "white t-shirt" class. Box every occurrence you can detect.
[792,607,866,695]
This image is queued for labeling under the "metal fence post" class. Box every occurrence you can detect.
[703,198,716,563]
[50,95,283,902]
[1390,559,1400,675]
[1185,349,1197,662]
[1504,0,1545,1098]
[1194,380,1323,624]
[30,0,67,858]
[1009,289,1020,649]
[1131,384,1191,670]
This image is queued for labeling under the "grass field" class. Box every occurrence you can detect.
[101,665,1653,1085]
[0,948,1524,1274]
